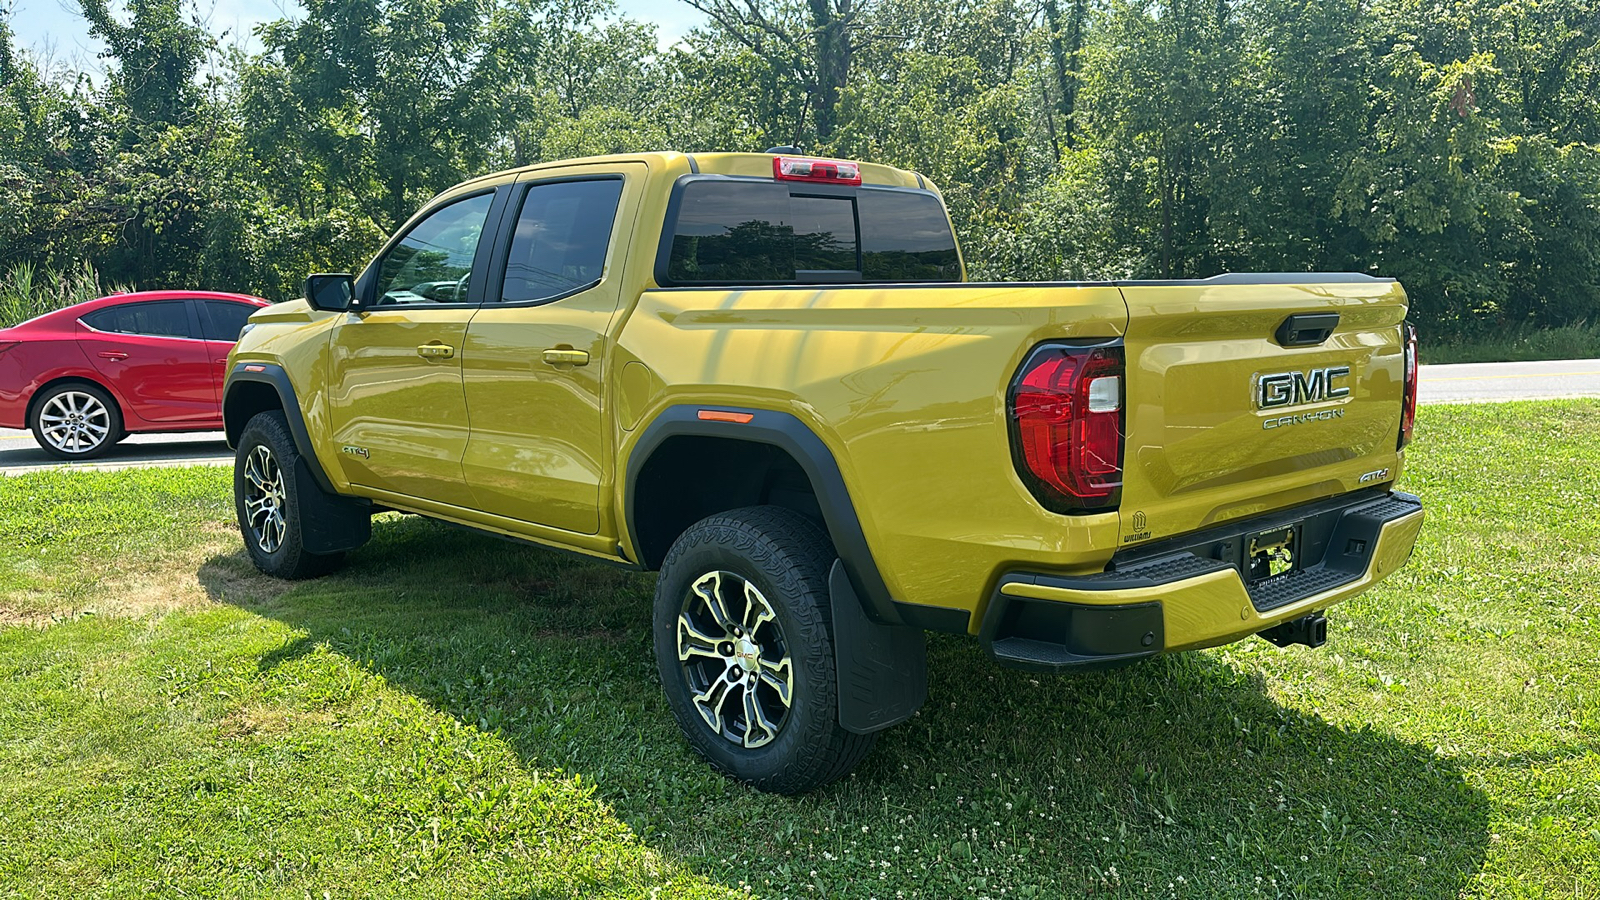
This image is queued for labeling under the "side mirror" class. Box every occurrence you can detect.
[305,273,357,312]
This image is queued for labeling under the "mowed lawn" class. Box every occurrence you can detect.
[1,402,1596,899]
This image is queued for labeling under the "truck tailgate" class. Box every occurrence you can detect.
[1116,275,1409,545]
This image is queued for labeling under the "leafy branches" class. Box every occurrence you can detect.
[0,0,1596,335]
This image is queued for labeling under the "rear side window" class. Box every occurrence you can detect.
[664,180,960,285]
[81,301,194,339]
[858,190,962,280]
[495,179,624,304]
[200,300,257,341]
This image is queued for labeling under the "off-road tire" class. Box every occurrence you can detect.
[234,410,345,579]
[653,505,875,794]
[30,382,122,461]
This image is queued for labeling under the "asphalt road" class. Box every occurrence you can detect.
[1417,357,1600,405]
[0,427,231,475]
[1,358,1597,474]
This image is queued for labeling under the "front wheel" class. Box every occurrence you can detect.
[653,506,875,794]
[234,410,344,579]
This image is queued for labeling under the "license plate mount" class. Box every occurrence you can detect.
[1247,524,1301,583]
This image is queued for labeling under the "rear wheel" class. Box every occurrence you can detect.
[30,383,121,461]
[234,410,345,579]
[653,506,875,794]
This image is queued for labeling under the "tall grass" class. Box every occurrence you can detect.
[0,261,132,329]
[1423,321,1600,365]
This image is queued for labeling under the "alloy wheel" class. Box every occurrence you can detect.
[676,570,795,749]
[242,445,288,554]
[38,391,111,454]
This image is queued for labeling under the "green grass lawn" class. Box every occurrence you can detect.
[1,402,1597,898]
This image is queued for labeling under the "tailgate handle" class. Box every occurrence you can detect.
[1275,313,1340,347]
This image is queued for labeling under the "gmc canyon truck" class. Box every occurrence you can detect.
[224,151,1424,793]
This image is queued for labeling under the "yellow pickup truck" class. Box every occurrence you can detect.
[224,151,1424,793]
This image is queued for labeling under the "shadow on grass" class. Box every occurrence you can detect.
[203,515,1491,897]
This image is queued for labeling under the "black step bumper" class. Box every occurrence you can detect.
[978,490,1424,673]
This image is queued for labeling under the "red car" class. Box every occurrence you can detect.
[0,291,270,460]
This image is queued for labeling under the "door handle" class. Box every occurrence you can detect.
[416,343,455,359]
[98,350,128,361]
[542,348,590,366]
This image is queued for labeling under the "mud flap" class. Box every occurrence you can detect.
[830,559,927,734]
[292,456,372,554]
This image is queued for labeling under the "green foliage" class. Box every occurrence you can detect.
[0,0,1597,333]
[1422,319,1600,365]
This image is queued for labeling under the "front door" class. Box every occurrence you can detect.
[461,166,640,534]
[327,190,498,506]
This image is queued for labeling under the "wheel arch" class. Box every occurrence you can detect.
[26,375,124,432]
[625,406,904,626]
[223,363,338,494]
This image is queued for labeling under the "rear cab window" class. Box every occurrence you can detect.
[661,179,961,286]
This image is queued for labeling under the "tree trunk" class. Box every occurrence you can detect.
[1043,0,1087,149]
[807,0,851,143]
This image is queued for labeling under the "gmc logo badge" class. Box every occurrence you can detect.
[1255,366,1351,409]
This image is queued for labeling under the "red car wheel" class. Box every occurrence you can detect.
[30,383,123,460]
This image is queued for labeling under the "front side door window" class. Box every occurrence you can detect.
[373,194,494,306]
[199,300,258,342]
[199,299,261,393]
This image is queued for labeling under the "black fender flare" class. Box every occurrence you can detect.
[624,405,902,626]
[223,362,337,495]
[224,362,371,554]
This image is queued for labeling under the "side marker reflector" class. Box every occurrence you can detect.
[699,410,754,424]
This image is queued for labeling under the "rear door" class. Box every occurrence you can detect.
[78,299,216,424]
[459,163,642,534]
[1116,275,1409,545]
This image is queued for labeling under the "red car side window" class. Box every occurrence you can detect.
[82,301,193,339]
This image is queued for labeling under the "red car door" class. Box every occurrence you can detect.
[77,298,218,425]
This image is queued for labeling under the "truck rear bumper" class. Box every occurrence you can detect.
[979,490,1424,672]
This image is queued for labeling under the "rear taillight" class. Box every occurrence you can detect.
[1008,343,1125,512]
[1399,322,1418,449]
[773,155,863,185]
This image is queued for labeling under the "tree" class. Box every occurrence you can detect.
[245,0,497,232]
[684,0,871,146]
[1078,0,1244,278]
[1041,0,1088,152]
[79,0,208,134]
